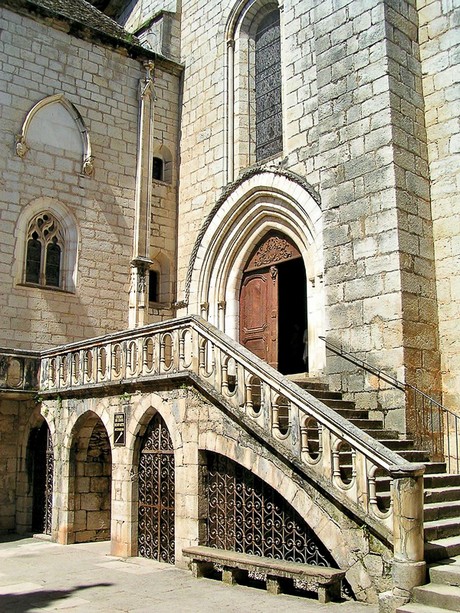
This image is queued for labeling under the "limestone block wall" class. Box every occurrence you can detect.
[0,397,38,533]
[0,7,179,349]
[176,0,441,427]
[418,0,460,411]
[317,0,439,427]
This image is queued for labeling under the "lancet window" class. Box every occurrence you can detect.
[25,213,64,288]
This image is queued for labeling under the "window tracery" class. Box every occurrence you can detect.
[25,213,64,288]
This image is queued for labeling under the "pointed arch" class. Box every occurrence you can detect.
[225,0,284,179]
[186,170,325,372]
[14,197,79,292]
[16,94,93,175]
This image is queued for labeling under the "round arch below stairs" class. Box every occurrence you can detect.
[200,428,383,603]
[187,170,325,373]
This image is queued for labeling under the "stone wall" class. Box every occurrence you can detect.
[0,6,180,350]
[0,396,39,533]
[418,0,460,411]
[176,0,443,426]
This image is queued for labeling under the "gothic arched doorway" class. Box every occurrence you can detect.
[29,421,54,535]
[69,412,112,543]
[138,413,175,563]
[239,232,307,374]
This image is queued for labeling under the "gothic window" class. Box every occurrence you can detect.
[152,157,164,181]
[226,1,284,178]
[25,213,64,288]
[149,269,159,302]
[255,10,282,161]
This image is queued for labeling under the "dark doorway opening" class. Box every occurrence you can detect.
[239,232,308,376]
[278,257,307,375]
[30,421,53,534]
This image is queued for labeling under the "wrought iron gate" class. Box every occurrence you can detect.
[31,422,54,535]
[206,452,335,566]
[138,413,175,563]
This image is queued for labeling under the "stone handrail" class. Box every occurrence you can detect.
[37,315,425,581]
[0,347,40,392]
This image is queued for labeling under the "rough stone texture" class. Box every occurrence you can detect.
[0,5,180,350]
[418,0,460,411]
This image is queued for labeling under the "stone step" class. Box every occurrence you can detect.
[397,450,431,463]
[382,439,416,451]
[425,486,460,504]
[412,583,460,611]
[425,536,460,563]
[302,389,343,400]
[348,418,385,430]
[398,601,456,613]
[429,556,460,587]
[424,501,460,522]
[425,517,460,541]
[363,429,401,440]
[424,474,460,489]
[335,408,370,420]
[422,462,448,475]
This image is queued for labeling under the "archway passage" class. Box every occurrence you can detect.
[239,232,307,374]
[138,413,175,563]
[70,413,112,543]
[29,421,53,535]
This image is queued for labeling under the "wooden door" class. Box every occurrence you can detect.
[239,266,278,369]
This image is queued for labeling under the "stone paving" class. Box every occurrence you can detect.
[0,536,379,612]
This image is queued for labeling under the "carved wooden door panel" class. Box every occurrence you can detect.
[239,233,303,371]
[239,266,278,369]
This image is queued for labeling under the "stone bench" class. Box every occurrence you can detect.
[182,546,345,603]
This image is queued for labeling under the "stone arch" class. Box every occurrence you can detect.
[15,407,55,535]
[68,410,112,544]
[16,94,93,175]
[225,0,284,179]
[152,142,173,184]
[187,171,325,372]
[149,250,173,305]
[200,430,378,601]
[122,395,181,559]
[13,197,79,292]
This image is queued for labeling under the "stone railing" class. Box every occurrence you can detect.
[0,347,40,393]
[38,315,425,591]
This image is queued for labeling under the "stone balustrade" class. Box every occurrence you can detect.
[38,315,425,585]
[0,348,40,393]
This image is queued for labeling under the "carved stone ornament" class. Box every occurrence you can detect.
[82,156,94,176]
[15,135,29,158]
[253,236,296,268]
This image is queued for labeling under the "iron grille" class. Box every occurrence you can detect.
[138,413,175,563]
[206,452,335,566]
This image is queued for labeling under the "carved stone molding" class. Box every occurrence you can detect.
[248,235,301,270]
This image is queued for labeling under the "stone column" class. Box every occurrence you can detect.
[129,61,155,328]
[379,465,426,612]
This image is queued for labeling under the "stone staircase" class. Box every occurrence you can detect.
[397,556,460,612]
[289,374,460,611]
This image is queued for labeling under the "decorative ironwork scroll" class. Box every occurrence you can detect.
[31,422,53,535]
[206,452,335,567]
[255,10,283,161]
[44,428,54,535]
[138,413,175,563]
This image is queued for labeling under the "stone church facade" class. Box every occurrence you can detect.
[0,0,459,611]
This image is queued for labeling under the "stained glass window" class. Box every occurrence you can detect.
[255,10,282,161]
